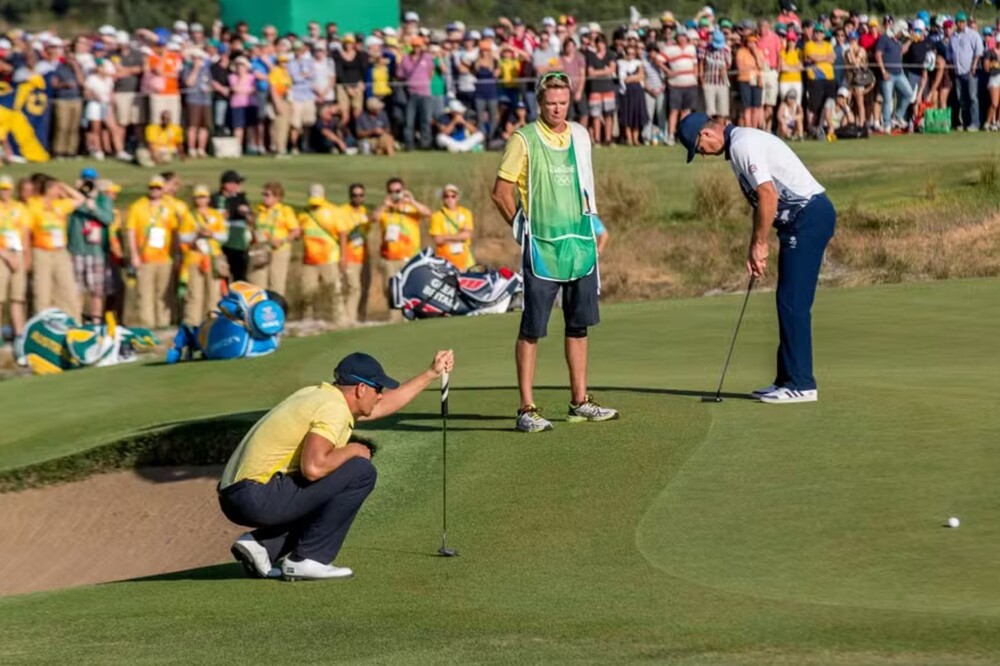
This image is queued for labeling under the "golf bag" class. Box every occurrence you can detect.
[16,309,159,375]
[389,249,523,319]
[166,281,286,363]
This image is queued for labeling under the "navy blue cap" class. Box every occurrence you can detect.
[334,352,399,390]
[677,112,710,163]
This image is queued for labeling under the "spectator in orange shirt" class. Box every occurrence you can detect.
[298,184,347,323]
[126,175,182,328]
[145,37,184,129]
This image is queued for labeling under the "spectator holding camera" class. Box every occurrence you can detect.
[67,170,115,324]
[373,177,429,321]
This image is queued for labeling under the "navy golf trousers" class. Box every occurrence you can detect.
[219,457,377,564]
[774,194,836,391]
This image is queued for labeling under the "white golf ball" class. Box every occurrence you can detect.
[947,517,960,528]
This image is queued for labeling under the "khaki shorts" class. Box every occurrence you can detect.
[290,100,317,130]
[0,256,27,303]
[336,85,364,116]
[762,70,780,107]
[114,92,145,126]
[149,94,182,124]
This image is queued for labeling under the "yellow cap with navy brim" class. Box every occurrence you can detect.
[148,176,165,188]
[193,184,210,197]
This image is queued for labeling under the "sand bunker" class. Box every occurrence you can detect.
[0,466,242,596]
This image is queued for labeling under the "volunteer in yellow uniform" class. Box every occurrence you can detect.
[127,175,181,328]
[372,177,430,322]
[178,185,229,325]
[30,179,85,314]
[218,349,455,581]
[428,184,474,270]
[0,175,31,348]
[298,184,347,323]
[250,182,300,295]
[340,183,370,325]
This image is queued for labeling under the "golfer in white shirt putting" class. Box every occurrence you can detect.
[677,113,836,403]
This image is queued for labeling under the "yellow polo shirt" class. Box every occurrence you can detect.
[219,383,354,488]
[0,200,30,251]
[126,196,181,264]
[378,203,421,261]
[31,199,77,250]
[254,203,299,249]
[298,202,344,265]
[497,120,571,217]
[429,205,474,269]
[341,204,370,265]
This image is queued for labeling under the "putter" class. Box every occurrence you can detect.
[703,275,756,403]
[437,371,458,557]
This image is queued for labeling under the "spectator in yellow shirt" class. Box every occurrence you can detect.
[340,183,370,325]
[178,184,229,325]
[30,178,84,314]
[269,54,293,156]
[126,175,182,328]
[298,184,348,323]
[372,176,430,322]
[141,110,184,165]
[428,184,474,270]
[0,175,31,349]
[250,181,300,295]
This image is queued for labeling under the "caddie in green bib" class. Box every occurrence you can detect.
[517,123,598,282]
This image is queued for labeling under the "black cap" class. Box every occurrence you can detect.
[220,170,244,184]
[334,352,400,390]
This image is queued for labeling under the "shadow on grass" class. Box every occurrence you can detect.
[360,412,512,434]
[449,385,757,402]
[123,563,249,584]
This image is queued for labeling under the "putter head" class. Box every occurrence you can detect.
[701,396,724,403]
[437,547,459,557]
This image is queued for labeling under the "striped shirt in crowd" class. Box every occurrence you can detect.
[702,46,732,87]
[643,54,665,94]
[662,43,699,88]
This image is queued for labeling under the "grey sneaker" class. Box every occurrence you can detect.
[567,394,620,422]
[516,405,554,433]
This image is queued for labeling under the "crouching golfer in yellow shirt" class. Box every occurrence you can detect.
[219,349,455,581]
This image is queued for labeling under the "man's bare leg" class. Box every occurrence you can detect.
[566,336,588,405]
[516,336,538,409]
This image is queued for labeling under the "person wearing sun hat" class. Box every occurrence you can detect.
[126,175,182,328]
[177,184,228,325]
[298,183,348,324]
[676,112,835,404]
[218,348,454,581]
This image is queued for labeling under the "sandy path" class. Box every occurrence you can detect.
[0,467,243,596]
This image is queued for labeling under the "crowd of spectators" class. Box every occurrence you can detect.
[0,167,478,363]
[2,5,1000,164]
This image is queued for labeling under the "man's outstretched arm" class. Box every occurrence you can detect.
[359,350,455,421]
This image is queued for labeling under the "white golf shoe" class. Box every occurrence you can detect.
[567,394,620,422]
[750,384,779,397]
[758,387,818,404]
[281,558,354,581]
[231,533,274,579]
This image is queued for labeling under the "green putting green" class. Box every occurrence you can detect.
[1,279,998,664]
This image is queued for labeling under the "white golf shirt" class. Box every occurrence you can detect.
[726,126,825,225]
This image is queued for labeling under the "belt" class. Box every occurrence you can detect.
[217,478,261,496]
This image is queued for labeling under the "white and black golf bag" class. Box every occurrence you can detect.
[389,249,524,319]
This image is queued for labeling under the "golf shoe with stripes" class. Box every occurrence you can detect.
[281,557,354,581]
[758,387,818,404]
[567,394,620,422]
[516,405,553,432]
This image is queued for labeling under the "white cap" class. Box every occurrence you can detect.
[167,39,183,51]
[46,37,65,48]
[702,5,715,15]
[542,16,556,27]
[364,36,383,48]
[174,20,188,32]
[448,99,467,114]
[0,38,11,50]
[98,24,116,36]
[579,26,591,35]
[308,183,325,198]
[912,18,926,31]
[837,86,849,97]
[638,18,651,28]
[625,29,639,39]
[859,14,869,24]
[116,30,130,45]
[191,22,204,33]
[588,21,602,33]
[454,21,466,32]
[404,11,419,22]
[469,29,482,40]
[383,27,398,37]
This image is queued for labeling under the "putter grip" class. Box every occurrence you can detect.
[441,372,450,416]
